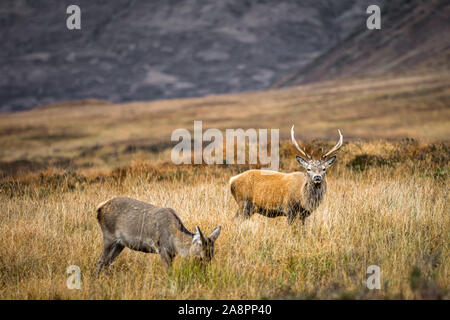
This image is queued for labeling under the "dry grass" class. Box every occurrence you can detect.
[0,140,448,299]
[0,72,449,170]
[0,72,448,299]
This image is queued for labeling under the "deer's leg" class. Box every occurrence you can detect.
[286,202,308,226]
[287,210,298,225]
[299,217,306,226]
[234,200,251,219]
[287,213,308,226]
[284,202,296,225]
[97,238,124,275]
[104,241,125,268]
[234,207,241,219]
[96,236,113,276]
[159,248,174,272]
[234,199,250,218]
[240,200,253,219]
[299,210,311,226]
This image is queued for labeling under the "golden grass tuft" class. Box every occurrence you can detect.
[0,72,448,299]
[0,140,448,299]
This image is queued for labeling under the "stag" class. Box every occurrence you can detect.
[229,126,343,225]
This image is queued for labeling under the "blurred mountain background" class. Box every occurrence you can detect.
[0,0,390,112]
[272,0,450,87]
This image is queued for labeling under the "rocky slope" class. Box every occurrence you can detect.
[0,0,382,111]
[272,0,449,88]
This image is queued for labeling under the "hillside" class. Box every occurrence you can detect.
[0,0,384,112]
[273,0,450,88]
[0,71,449,176]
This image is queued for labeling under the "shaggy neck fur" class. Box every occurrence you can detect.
[303,180,327,212]
[173,231,196,258]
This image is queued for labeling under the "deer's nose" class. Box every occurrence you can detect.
[313,175,322,182]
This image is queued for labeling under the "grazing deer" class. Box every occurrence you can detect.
[95,197,221,275]
[230,126,343,225]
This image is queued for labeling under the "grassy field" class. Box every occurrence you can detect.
[0,73,449,299]
[0,72,449,172]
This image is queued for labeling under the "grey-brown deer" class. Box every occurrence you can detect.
[95,197,221,275]
[230,125,343,225]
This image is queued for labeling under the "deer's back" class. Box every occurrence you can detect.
[230,170,306,209]
[96,197,190,241]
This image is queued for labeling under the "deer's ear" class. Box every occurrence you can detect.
[193,230,201,244]
[296,155,309,168]
[195,226,206,244]
[209,226,221,242]
[324,155,336,168]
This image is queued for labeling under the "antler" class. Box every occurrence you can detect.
[291,125,311,159]
[322,129,343,159]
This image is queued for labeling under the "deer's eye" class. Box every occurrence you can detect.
[307,168,311,171]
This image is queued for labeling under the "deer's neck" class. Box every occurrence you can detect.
[303,179,327,212]
[173,230,195,257]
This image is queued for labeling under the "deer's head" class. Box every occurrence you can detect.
[291,125,343,185]
[190,226,221,262]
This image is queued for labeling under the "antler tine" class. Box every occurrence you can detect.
[322,129,343,159]
[291,125,311,159]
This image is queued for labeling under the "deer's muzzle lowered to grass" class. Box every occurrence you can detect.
[95,197,221,275]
